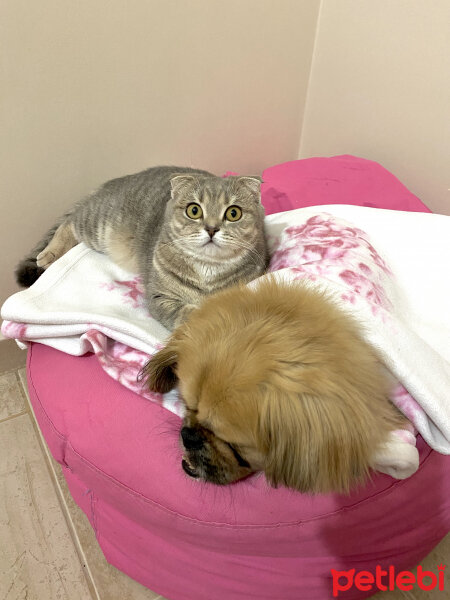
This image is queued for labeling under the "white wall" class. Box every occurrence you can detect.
[299,0,450,215]
[0,0,320,305]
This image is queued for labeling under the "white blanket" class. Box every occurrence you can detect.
[2,205,450,467]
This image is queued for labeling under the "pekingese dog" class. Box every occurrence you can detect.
[142,278,404,494]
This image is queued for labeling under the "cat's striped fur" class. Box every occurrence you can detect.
[16,166,268,329]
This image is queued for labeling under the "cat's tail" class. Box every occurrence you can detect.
[15,224,59,287]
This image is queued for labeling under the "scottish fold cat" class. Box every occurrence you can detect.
[16,166,268,328]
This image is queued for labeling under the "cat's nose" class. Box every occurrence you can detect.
[205,225,219,239]
[181,426,205,450]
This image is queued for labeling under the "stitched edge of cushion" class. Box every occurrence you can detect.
[27,343,434,530]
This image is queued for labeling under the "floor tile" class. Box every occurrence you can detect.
[20,368,162,600]
[0,339,27,373]
[0,413,93,599]
[0,371,27,421]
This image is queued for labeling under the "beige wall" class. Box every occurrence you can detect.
[0,0,320,305]
[2,0,449,310]
[299,0,450,215]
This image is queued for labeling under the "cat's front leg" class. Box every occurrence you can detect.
[148,292,198,330]
[36,221,79,269]
[173,303,198,328]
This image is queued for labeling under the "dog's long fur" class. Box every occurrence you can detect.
[143,278,404,494]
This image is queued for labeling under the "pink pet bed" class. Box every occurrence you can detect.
[27,156,449,600]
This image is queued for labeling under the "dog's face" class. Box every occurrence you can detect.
[145,326,266,485]
[178,414,258,485]
[143,280,402,493]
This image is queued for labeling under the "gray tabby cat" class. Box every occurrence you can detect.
[16,166,269,329]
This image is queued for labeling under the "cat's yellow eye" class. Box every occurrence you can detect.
[186,203,203,220]
[225,206,242,222]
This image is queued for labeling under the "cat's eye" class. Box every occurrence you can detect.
[186,203,203,220]
[224,206,242,222]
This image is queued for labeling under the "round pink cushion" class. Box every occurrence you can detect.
[27,157,449,600]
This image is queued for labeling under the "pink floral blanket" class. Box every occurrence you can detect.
[2,205,450,477]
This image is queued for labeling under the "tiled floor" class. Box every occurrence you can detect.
[0,340,448,599]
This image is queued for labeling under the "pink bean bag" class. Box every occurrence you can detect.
[27,156,449,600]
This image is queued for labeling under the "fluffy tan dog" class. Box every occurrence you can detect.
[143,278,404,494]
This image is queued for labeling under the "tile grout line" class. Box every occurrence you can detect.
[402,590,418,600]
[0,365,28,377]
[0,409,28,425]
[15,369,30,409]
[17,368,102,600]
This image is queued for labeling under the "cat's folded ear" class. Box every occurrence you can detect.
[139,337,179,394]
[170,174,196,198]
[236,176,263,195]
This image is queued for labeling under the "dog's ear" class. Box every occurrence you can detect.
[140,337,179,394]
[258,389,374,494]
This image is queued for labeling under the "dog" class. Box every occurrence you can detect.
[143,277,405,494]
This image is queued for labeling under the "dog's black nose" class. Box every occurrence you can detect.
[181,426,204,450]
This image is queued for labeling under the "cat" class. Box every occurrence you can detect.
[16,166,269,329]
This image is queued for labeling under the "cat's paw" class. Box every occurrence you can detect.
[36,249,57,269]
[174,304,198,328]
[36,222,78,269]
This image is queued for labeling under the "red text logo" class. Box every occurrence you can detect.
[331,564,446,597]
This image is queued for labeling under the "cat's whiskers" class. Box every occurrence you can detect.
[157,234,200,252]
[221,237,265,266]
[158,234,227,264]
